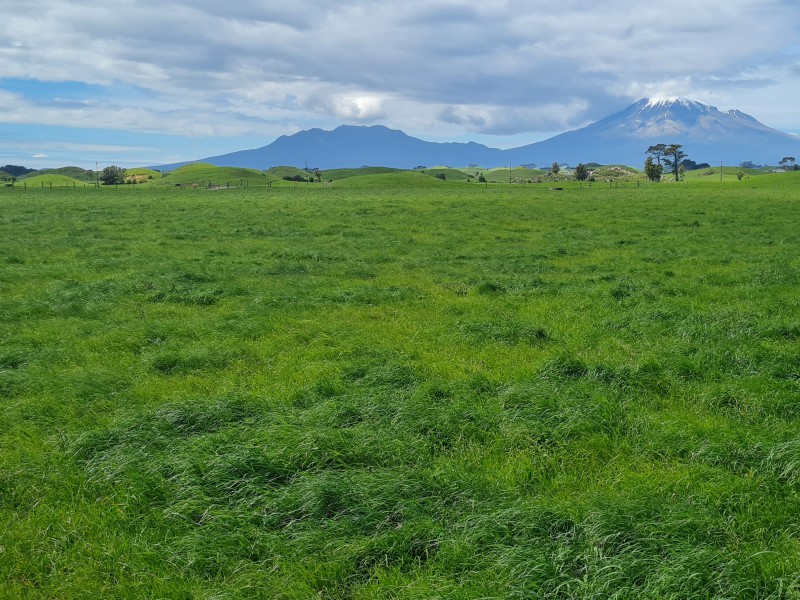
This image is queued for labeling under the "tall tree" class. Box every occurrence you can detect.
[644,156,662,182]
[779,156,796,170]
[646,144,667,167]
[574,163,588,181]
[662,144,687,182]
[550,162,560,175]
[99,165,126,185]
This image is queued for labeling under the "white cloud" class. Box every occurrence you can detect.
[305,92,387,121]
[32,153,48,158]
[0,0,798,142]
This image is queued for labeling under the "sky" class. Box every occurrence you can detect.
[1,0,799,169]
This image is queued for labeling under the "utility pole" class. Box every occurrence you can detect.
[96,162,99,188]
[509,161,512,184]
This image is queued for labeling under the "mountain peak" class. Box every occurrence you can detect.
[643,97,713,110]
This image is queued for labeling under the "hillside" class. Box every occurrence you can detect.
[17,174,89,187]
[331,170,453,188]
[154,163,278,187]
[20,166,95,183]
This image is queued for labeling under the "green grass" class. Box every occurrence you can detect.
[683,166,798,183]
[157,163,279,187]
[13,173,91,187]
[2,181,800,597]
[20,166,96,183]
[419,167,474,182]
[265,165,310,180]
[323,167,402,181]
[480,166,547,182]
[331,171,453,187]
[124,167,163,182]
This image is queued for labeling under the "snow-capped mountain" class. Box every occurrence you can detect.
[153,98,800,170]
[505,98,800,166]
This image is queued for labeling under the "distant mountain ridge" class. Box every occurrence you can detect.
[153,98,800,170]
[155,125,508,172]
[503,97,800,167]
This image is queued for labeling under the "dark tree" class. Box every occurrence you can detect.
[779,156,796,170]
[646,144,667,167]
[550,162,560,175]
[99,165,126,185]
[1,164,36,178]
[662,144,687,182]
[681,159,710,171]
[644,156,662,182]
[574,163,588,181]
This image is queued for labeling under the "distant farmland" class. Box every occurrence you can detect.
[2,175,800,597]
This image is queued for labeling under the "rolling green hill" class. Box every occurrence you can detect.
[264,166,310,180]
[16,174,89,187]
[478,166,547,183]
[21,167,95,183]
[156,163,278,187]
[330,170,453,188]
[681,166,780,183]
[125,168,163,183]
[323,166,402,181]
[419,167,474,182]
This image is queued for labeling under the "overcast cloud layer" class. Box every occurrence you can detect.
[1,0,799,167]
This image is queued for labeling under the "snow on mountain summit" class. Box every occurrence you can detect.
[641,98,716,115]
[644,97,711,110]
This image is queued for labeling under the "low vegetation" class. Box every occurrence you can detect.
[2,175,800,597]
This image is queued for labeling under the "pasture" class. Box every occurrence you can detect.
[2,178,800,597]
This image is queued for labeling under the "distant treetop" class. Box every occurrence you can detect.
[1,165,36,177]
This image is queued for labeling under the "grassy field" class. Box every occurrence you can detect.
[154,164,280,188]
[12,174,91,188]
[2,179,800,598]
[19,167,96,184]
